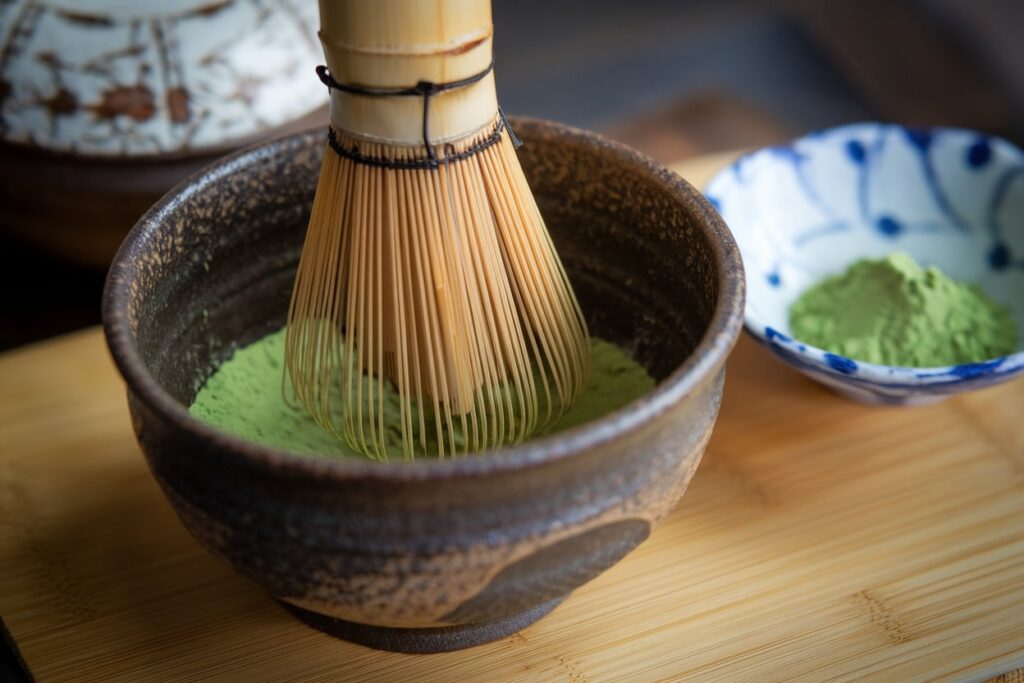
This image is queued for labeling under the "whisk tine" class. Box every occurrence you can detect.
[285,117,588,460]
[283,0,594,459]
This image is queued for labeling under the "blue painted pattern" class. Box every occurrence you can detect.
[824,353,858,374]
[706,122,1024,405]
[967,138,992,168]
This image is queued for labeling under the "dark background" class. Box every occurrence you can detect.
[3,0,1023,351]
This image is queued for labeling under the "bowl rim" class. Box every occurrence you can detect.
[102,116,745,481]
[705,120,1024,390]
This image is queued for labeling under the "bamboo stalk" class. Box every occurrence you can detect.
[319,0,497,145]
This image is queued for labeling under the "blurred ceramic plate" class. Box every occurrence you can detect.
[0,0,326,156]
[0,0,329,266]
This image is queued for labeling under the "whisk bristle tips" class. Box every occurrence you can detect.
[285,117,589,460]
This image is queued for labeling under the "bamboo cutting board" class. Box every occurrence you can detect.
[1,155,1023,682]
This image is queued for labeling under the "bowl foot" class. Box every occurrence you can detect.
[279,596,566,653]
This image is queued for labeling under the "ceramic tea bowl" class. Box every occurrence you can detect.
[706,122,1024,405]
[102,118,744,653]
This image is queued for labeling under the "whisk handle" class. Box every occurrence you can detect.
[318,0,498,146]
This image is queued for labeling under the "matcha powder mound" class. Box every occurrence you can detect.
[789,252,1018,367]
[190,329,655,459]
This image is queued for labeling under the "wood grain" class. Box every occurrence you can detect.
[1,155,1022,681]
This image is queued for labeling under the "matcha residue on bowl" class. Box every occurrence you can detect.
[789,252,1018,366]
[189,329,655,459]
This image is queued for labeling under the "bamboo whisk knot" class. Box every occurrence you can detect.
[285,0,589,460]
[315,62,506,163]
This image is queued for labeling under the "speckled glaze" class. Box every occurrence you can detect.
[102,118,744,652]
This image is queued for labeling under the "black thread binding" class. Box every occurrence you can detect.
[316,61,521,169]
[326,116,515,170]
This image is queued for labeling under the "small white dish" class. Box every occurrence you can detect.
[706,122,1024,405]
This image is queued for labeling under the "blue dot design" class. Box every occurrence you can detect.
[947,358,1005,379]
[967,138,992,169]
[989,243,1010,269]
[904,128,932,152]
[845,140,866,164]
[824,353,858,374]
[876,215,902,236]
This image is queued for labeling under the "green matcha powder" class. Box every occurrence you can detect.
[789,252,1018,367]
[190,329,655,459]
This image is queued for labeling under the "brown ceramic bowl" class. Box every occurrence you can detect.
[102,118,744,653]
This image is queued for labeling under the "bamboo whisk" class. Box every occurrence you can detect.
[285,0,589,460]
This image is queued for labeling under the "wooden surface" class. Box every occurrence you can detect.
[604,94,793,164]
[1,155,1023,681]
